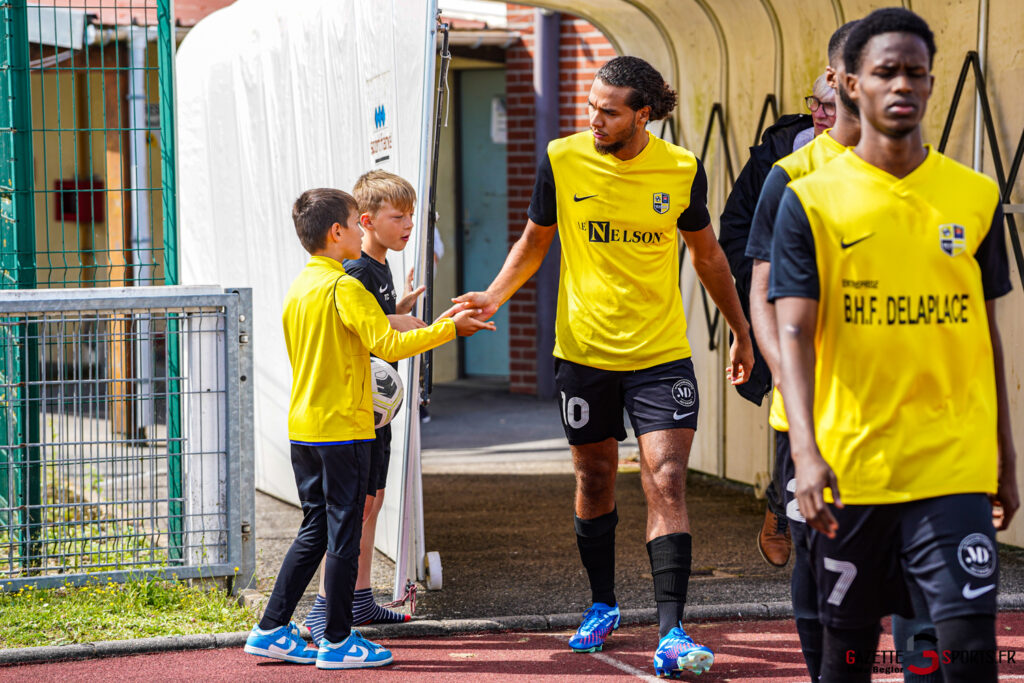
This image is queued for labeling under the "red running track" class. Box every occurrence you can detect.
[6,614,1024,682]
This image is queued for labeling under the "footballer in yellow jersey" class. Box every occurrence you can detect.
[771,11,1017,681]
[455,56,753,677]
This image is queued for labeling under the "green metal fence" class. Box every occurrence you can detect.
[2,1,178,288]
[1,0,181,578]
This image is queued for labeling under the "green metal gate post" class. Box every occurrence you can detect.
[157,0,184,561]
[0,0,41,571]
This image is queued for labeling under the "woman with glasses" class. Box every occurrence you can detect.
[805,73,837,136]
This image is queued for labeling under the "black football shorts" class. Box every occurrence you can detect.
[553,357,699,445]
[809,493,997,628]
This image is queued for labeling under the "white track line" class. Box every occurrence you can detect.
[589,650,662,681]
[549,634,660,681]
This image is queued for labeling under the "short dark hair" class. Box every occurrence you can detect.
[843,8,936,74]
[828,21,859,66]
[291,188,358,254]
[595,56,678,121]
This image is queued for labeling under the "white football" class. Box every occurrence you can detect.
[371,357,404,428]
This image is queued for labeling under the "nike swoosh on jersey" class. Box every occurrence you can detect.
[573,193,597,202]
[962,583,995,600]
[378,283,389,293]
[840,234,875,249]
[673,410,694,421]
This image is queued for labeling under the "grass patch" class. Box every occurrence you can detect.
[0,576,256,648]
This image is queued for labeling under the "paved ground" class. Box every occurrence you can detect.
[257,379,1024,623]
[10,613,1024,681]
[8,380,1024,682]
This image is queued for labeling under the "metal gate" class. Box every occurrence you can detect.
[0,287,253,590]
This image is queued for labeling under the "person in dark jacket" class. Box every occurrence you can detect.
[718,109,814,567]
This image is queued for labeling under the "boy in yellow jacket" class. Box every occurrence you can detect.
[244,188,492,670]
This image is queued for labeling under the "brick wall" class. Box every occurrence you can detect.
[504,5,616,394]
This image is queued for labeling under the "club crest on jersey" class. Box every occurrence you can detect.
[653,192,670,214]
[958,533,995,578]
[939,224,966,257]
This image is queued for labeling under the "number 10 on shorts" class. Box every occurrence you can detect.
[560,392,590,429]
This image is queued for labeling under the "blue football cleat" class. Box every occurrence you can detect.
[653,624,714,677]
[569,602,621,653]
[316,630,394,670]
[243,621,318,664]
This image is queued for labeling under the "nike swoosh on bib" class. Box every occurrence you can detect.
[573,193,597,202]
[962,583,996,600]
[840,234,875,249]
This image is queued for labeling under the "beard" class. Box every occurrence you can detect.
[838,82,859,118]
[593,119,637,155]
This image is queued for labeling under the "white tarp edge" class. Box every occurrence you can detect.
[176,0,438,569]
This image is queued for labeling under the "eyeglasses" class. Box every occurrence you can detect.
[805,96,836,116]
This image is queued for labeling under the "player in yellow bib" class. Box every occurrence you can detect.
[455,56,753,678]
[772,9,1018,682]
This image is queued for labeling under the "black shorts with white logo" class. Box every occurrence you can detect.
[553,357,699,445]
[809,493,997,629]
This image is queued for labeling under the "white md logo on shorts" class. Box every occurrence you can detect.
[958,533,995,578]
[671,379,696,408]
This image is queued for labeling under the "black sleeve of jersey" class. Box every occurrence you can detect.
[976,204,1012,300]
[527,153,557,226]
[769,188,819,301]
[677,159,711,232]
[745,166,792,262]
[343,259,370,290]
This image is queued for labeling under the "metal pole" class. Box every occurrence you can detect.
[156,0,183,559]
[533,9,560,400]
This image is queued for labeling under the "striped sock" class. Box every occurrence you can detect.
[304,593,327,645]
[352,588,411,625]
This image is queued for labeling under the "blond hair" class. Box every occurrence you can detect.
[352,170,416,216]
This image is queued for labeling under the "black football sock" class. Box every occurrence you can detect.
[647,533,692,638]
[575,507,618,607]
[935,615,997,683]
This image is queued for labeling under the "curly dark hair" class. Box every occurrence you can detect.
[595,56,678,121]
[843,8,935,74]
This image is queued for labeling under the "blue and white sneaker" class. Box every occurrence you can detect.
[316,630,394,670]
[653,624,714,677]
[568,602,621,653]
[243,621,318,663]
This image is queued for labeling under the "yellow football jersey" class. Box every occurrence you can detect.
[770,148,1010,504]
[748,130,848,432]
[283,256,454,443]
[528,131,710,371]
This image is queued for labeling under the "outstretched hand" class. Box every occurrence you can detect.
[451,291,500,321]
[435,303,496,337]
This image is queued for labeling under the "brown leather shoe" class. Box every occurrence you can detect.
[757,506,792,567]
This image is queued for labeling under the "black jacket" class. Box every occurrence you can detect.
[718,113,812,405]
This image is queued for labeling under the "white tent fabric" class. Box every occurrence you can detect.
[176,0,438,572]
